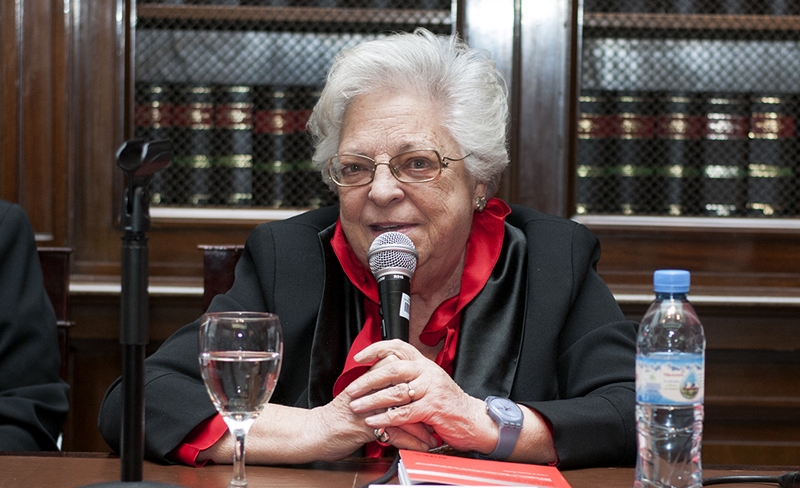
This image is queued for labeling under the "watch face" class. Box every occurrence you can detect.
[488,397,524,423]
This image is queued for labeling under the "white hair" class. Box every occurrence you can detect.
[307,28,509,196]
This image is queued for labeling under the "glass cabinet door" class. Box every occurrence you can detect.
[134,1,455,216]
[578,0,800,219]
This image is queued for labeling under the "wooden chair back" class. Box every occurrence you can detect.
[199,245,244,311]
[37,247,73,382]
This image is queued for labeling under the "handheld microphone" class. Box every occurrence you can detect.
[367,232,417,342]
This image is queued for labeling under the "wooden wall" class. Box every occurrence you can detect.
[618,299,800,466]
[63,288,203,452]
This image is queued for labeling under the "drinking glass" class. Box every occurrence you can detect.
[198,311,283,488]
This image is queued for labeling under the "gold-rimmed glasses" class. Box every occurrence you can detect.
[327,148,470,187]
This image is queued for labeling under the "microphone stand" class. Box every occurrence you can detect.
[84,139,178,487]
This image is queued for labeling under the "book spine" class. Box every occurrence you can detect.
[717,0,745,14]
[134,82,174,205]
[613,91,656,215]
[415,0,452,8]
[655,92,704,216]
[709,0,765,14]
[214,84,254,207]
[660,0,700,14]
[700,93,749,216]
[361,0,413,8]
[765,0,800,15]
[253,85,296,207]
[293,86,334,208]
[747,94,796,216]
[610,0,655,13]
[576,90,617,215]
[173,84,214,206]
[239,1,292,6]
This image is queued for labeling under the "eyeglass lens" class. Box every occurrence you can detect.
[330,149,442,185]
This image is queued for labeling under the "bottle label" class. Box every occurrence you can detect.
[636,353,704,405]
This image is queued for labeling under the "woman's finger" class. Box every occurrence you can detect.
[349,380,420,412]
[353,339,421,363]
[380,423,438,451]
[346,358,420,398]
[370,351,401,370]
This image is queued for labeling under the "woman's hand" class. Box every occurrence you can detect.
[202,389,380,465]
[344,339,496,454]
[299,387,383,461]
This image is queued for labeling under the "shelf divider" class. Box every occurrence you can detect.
[137,4,452,26]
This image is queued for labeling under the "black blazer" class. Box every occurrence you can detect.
[99,203,637,469]
[0,200,70,450]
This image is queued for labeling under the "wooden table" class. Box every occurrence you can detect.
[0,452,794,487]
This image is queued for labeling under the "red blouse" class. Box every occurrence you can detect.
[169,198,510,466]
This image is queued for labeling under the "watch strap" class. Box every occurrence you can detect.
[478,396,523,461]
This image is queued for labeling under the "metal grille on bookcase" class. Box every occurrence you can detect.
[578,0,800,217]
[134,0,453,210]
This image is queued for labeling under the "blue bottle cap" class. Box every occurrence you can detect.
[653,269,690,294]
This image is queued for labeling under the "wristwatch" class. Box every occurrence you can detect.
[478,396,524,461]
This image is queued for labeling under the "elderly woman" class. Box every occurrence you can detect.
[99,28,636,469]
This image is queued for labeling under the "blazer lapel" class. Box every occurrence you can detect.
[453,224,528,400]
[306,223,365,408]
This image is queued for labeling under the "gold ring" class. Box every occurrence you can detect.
[373,427,390,443]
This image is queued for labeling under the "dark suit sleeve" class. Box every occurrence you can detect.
[0,202,70,451]
[519,222,637,469]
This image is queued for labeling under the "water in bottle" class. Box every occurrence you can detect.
[635,269,705,488]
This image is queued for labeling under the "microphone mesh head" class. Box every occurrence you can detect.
[368,231,417,279]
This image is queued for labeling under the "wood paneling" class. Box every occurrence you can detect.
[0,0,19,199]
[619,300,800,466]
[592,226,800,291]
[516,0,576,217]
[20,0,55,237]
[461,0,517,202]
[64,291,203,452]
[0,0,69,244]
[70,0,126,275]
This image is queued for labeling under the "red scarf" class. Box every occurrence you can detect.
[329,198,510,455]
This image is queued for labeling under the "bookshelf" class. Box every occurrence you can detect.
[134,1,455,220]
[577,3,800,222]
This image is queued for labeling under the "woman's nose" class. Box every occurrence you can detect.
[368,163,404,205]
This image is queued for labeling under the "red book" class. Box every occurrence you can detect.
[396,450,572,487]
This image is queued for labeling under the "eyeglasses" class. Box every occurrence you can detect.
[327,148,470,187]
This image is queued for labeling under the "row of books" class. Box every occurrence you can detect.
[584,0,800,15]
[576,90,798,217]
[148,0,452,8]
[135,82,334,208]
[147,160,335,208]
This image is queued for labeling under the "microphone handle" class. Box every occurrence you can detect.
[377,274,411,342]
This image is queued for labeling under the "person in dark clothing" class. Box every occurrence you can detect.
[99,29,636,469]
[0,200,70,451]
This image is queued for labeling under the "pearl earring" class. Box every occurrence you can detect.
[475,196,487,212]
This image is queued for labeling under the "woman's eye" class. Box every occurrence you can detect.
[407,158,435,170]
[342,163,366,174]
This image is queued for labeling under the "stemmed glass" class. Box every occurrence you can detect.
[199,311,283,488]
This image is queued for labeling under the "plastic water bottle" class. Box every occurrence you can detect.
[635,270,706,488]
